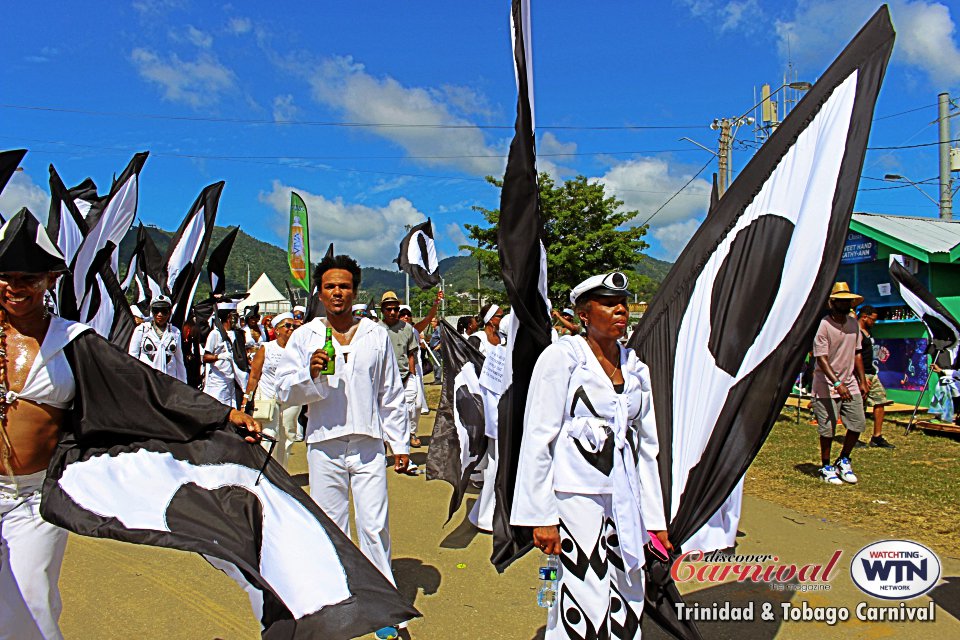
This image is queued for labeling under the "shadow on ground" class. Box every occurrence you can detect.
[930,576,960,621]
[439,499,480,549]
[392,557,442,607]
[641,579,797,639]
[794,463,822,479]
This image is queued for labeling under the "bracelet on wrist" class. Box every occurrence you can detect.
[832,380,842,388]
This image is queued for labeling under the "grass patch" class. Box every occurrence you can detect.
[746,407,960,556]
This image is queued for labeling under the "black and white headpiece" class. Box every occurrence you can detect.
[150,294,172,310]
[569,271,629,305]
[0,208,68,273]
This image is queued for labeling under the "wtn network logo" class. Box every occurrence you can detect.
[850,541,941,600]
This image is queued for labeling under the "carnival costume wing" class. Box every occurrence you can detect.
[425,320,489,520]
[626,8,894,638]
[43,329,419,639]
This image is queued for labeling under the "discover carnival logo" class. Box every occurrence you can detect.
[850,540,941,600]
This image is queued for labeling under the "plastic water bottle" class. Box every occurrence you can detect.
[537,554,559,608]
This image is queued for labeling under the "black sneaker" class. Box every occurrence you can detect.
[853,439,867,448]
[869,435,896,449]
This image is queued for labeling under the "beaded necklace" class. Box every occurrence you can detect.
[0,321,13,477]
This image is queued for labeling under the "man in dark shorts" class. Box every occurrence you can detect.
[857,305,895,448]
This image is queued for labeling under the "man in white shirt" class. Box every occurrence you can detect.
[277,253,409,594]
[128,295,187,382]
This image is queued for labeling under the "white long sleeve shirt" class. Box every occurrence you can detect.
[511,336,666,532]
[276,317,409,454]
[128,322,187,383]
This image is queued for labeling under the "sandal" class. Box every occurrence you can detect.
[410,434,422,448]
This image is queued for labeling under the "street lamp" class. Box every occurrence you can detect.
[883,174,940,208]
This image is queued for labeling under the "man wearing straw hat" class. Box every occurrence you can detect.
[811,282,870,485]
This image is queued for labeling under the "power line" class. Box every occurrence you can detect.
[638,157,713,227]
[867,137,960,151]
[0,103,706,131]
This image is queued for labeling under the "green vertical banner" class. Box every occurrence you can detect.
[288,192,310,292]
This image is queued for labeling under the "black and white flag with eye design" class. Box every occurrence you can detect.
[395,219,441,289]
[425,320,489,520]
[627,8,894,638]
[888,255,960,362]
[491,0,554,572]
[41,328,418,639]
[165,182,223,330]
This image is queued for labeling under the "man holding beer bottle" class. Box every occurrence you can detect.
[276,253,410,594]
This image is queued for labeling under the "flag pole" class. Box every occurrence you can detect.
[906,348,939,434]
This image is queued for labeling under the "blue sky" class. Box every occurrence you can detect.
[3,1,959,268]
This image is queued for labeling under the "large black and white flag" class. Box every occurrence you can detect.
[395,219,440,289]
[208,226,240,296]
[48,162,139,347]
[625,8,894,637]
[425,321,489,520]
[43,328,418,638]
[491,0,554,571]
[165,182,224,329]
[889,256,960,360]
[0,150,27,208]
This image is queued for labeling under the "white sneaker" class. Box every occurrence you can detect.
[819,465,843,485]
[834,457,858,484]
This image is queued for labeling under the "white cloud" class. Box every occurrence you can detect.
[679,0,766,33]
[596,157,711,229]
[292,55,505,176]
[0,171,50,223]
[445,223,471,254]
[259,180,427,268]
[720,0,761,31]
[272,94,298,123]
[776,0,960,87]
[131,48,237,108]
[184,25,213,49]
[537,131,577,179]
[653,218,702,258]
[227,17,253,35]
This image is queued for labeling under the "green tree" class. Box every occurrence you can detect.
[464,173,650,306]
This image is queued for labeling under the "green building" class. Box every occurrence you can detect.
[836,213,960,405]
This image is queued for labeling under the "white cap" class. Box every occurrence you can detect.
[561,308,575,317]
[399,304,412,314]
[352,303,368,312]
[150,294,172,310]
[271,312,294,327]
[569,272,629,305]
[217,301,238,311]
[293,305,307,314]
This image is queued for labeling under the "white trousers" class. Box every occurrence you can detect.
[280,405,302,460]
[685,477,744,554]
[468,439,497,532]
[203,380,236,408]
[548,492,645,640]
[306,435,395,585]
[0,472,68,640]
[404,376,420,439]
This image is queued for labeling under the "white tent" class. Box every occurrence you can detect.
[238,273,288,314]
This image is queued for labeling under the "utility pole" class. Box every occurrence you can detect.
[939,92,953,220]
[715,118,732,196]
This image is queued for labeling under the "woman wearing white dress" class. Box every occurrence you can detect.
[512,272,671,640]
[243,312,299,467]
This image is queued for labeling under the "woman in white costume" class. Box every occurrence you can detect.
[201,303,245,407]
[127,295,187,383]
[467,302,505,532]
[243,312,299,467]
[512,272,671,640]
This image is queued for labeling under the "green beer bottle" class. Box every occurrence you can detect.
[321,327,336,375]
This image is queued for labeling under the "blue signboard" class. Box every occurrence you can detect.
[841,232,877,264]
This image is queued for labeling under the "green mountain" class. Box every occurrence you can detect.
[117,225,672,303]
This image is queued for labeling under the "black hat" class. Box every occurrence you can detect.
[0,208,68,273]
